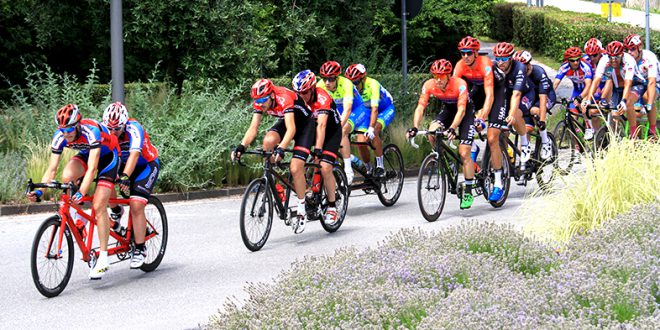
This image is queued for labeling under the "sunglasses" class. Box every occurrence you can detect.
[588,54,600,58]
[494,56,510,63]
[609,55,622,61]
[253,95,270,105]
[351,78,362,85]
[59,125,76,134]
[433,74,449,80]
[323,77,337,83]
[460,51,474,57]
[108,125,124,132]
[568,58,580,63]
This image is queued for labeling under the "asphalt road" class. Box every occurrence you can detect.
[0,174,544,329]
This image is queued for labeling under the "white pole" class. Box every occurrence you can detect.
[646,0,651,50]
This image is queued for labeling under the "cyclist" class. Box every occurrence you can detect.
[493,42,536,166]
[102,102,160,268]
[406,59,476,209]
[317,61,369,185]
[26,104,120,279]
[344,63,395,177]
[553,46,595,139]
[513,50,556,160]
[231,79,315,234]
[291,70,342,225]
[580,38,612,131]
[623,34,658,139]
[452,36,495,164]
[584,41,641,138]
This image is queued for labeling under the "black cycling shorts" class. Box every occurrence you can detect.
[269,116,316,161]
[488,85,508,130]
[430,103,475,145]
[119,159,160,202]
[72,150,119,187]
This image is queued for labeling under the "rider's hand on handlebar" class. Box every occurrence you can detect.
[312,148,323,159]
[231,144,246,162]
[474,118,486,132]
[271,147,285,163]
[406,127,418,138]
[445,127,457,141]
[27,190,43,203]
[505,114,516,126]
[118,173,131,196]
[617,99,627,115]
[72,192,85,204]
[364,126,375,140]
[580,98,590,110]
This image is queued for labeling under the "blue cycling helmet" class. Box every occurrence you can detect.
[292,70,317,93]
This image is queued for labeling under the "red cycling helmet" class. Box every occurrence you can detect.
[493,42,515,57]
[251,79,274,99]
[623,34,643,50]
[55,104,81,128]
[513,50,533,64]
[606,41,625,57]
[430,59,453,76]
[563,46,582,60]
[319,61,341,78]
[584,38,603,56]
[458,36,481,52]
[102,102,128,129]
[345,63,367,81]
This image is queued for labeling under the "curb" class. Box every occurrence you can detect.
[1,168,421,217]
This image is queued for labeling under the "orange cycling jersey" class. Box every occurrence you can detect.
[252,86,309,118]
[417,77,469,109]
[453,56,494,89]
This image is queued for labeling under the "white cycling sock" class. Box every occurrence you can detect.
[296,198,306,216]
[98,250,108,265]
[376,156,383,168]
[494,169,503,188]
[521,134,529,146]
[343,158,353,173]
[540,129,549,143]
[587,119,593,129]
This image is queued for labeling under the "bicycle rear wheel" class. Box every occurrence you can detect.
[31,215,74,298]
[240,178,273,251]
[320,166,349,233]
[376,143,404,206]
[553,120,579,175]
[140,196,168,272]
[417,153,446,222]
[481,140,511,208]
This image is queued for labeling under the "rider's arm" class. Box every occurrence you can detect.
[240,112,262,147]
[481,83,494,120]
[278,112,296,149]
[586,75,602,101]
[78,148,100,196]
[538,94,548,122]
[509,90,522,117]
[122,151,140,177]
[552,78,561,91]
[413,80,433,129]
[622,79,633,104]
[580,79,592,99]
[412,104,426,129]
[647,77,657,108]
[367,80,380,128]
[451,84,469,130]
[315,114,328,150]
[339,79,355,127]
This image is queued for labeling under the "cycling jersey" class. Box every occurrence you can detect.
[104,118,159,167]
[252,86,311,118]
[317,76,368,130]
[505,61,536,116]
[555,60,593,93]
[358,77,395,130]
[635,49,659,88]
[307,87,342,164]
[51,119,119,156]
[528,64,557,110]
[418,77,469,108]
[309,87,341,125]
[594,53,640,88]
[453,55,495,88]
[488,65,508,129]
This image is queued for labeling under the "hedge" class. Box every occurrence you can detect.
[488,3,660,64]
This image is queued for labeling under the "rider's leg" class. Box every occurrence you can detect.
[340,122,353,178]
[487,127,503,187]
[262,130,281,151]
[356,133,371,170]
[627,90,640,138]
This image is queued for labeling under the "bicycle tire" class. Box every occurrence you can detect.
[553,120,579,175]
[417,153,446,222]
[481,139,511,208]
[140,196,168,272]
[535,132,559,190]
[376,143,404,207]
[239,178,273,251]
[320,166,349,233]
[31,215,74,298]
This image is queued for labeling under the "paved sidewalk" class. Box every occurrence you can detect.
[507,0,660,30]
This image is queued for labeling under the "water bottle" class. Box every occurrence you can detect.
[350,154,365,172]
[470,144,480,162]
[276,183,286,202]
[311,169,322,193]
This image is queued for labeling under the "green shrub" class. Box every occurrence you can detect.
[0,151,26,203]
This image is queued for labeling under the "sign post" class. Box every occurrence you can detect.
[393,0,423,93]
[111,0,125,103]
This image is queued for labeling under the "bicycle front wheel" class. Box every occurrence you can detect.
[320,166,349,233]
[31,215,74,298]
[376,143,404,207]
[417,153,446,222]
[481,140,511,208]
[240,178,273,251]
[553,120,579,175]
[140,196,168,272]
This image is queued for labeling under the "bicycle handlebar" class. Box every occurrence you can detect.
[235,148,294,167]
[25,179,77,202]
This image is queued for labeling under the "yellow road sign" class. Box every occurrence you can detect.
[601,3,622,18]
